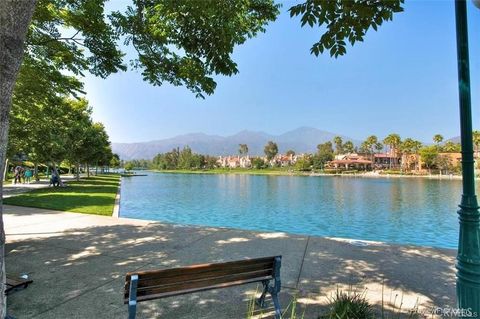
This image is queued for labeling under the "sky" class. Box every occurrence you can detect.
[83,1,480,144]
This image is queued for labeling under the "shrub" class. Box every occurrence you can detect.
[252,157,267,169]
[321,289,373,319]
[322,169,340,174]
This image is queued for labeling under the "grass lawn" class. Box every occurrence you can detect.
[3,174,120,216]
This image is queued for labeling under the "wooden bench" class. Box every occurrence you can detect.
[6,275,33,295]
[124,256,282,319]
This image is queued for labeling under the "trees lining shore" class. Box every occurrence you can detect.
[126,132,480,175]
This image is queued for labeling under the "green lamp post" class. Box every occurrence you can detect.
[455,0,480,312]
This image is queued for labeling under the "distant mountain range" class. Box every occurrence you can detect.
[112,127,361,160]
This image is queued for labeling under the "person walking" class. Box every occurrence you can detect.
[24,168,33,184]
[13,166,21,184]
[20,166,25,184]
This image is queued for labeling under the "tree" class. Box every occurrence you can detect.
[443,141,461,153]
[264,141,278,161]
[437,155,453,175]
[110,154,121,170]
[239,144,249,156]
[343,141,355,154]
[63,98,95,181]
[0,0,405,314]
[124,162,134,172]
[289,0,404,57]
[286,150,296,156]
[315,142,334,169]
[0,3,36,314]
[419,146,438,173]
[401,138,423,171]
[333,136,344,154]
[252,157,267,169]
[383,133,401,168]
[295,155,312,171]
[433,134,444,146]
[361,135,380,163]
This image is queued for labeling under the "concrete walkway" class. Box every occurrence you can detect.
[5,205,456,318]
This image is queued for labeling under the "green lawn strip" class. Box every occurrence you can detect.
[3,174,120,216]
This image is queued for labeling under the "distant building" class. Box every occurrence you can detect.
[373,152,401,169]
[217,156,252,168]
[328,153,372,170]
[269,154,297,167]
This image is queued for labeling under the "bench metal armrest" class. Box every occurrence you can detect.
[128,275,139,319]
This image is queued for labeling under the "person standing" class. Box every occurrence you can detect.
[24,168,33,184]
[13,166,21,184]
[20,166,25,184]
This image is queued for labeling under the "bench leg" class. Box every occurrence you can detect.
[256,280,269,308]
[271,291,282,319]
[128,275,138,319]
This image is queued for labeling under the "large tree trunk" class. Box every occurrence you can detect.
[75,162,80,181]
[2,159,8,182]
[0,1,37,317]
[34,162,39,181]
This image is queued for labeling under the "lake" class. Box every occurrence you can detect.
[119,172,473,249]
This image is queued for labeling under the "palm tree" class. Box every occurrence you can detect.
[433,134,444,148]
[333,136,343,154]
[383,133,401,168]
[401,138,422,171]
[443,141,460,153]
[412,140,423,171]
[343,141,354,153]
[364,135,378,163]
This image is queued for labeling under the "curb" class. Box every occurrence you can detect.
[112,177,121,218]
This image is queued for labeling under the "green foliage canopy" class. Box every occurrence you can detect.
[264,141,279,160]
[289,0,404,57]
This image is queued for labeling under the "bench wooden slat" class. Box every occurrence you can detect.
[131,276,272,303]
[124,256,282,319]
[126,261,273,291]
[6,278,22,286]
[133,268,272,298]
[126,257,274,281]
[6,275,33,294]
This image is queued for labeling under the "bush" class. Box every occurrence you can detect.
[322,169,340,174]
[252,158,267,169]
[321,289,373,319]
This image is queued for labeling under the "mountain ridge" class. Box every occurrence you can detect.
[112,127,361,160]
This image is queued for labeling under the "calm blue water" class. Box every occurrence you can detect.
[119,172,476,249]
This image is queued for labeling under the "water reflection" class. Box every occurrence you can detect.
[120,173,475,249]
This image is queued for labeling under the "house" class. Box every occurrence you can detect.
[373,152,401,169]
[269,154,297,167]
[328,153,372,170]
[217,156,252,168]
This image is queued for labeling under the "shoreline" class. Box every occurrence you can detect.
[5,204,457,316]
[148,169,474,180]
[116,211,458,251]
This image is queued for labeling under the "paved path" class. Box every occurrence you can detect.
[2,175,78,199]
[5,205,456,318]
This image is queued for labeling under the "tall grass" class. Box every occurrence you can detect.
[246,286,305,319]
[246,284,425,319]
